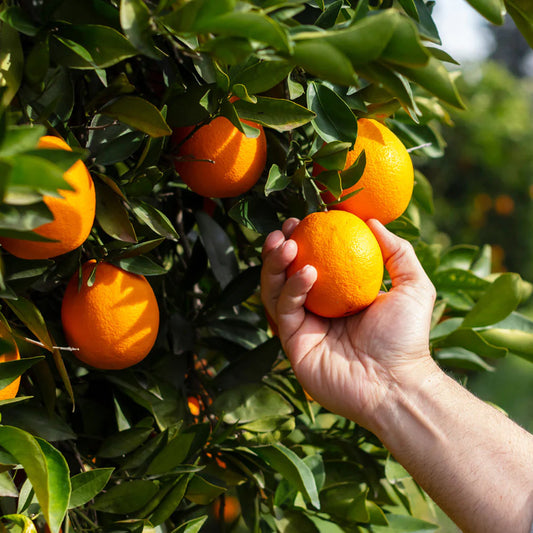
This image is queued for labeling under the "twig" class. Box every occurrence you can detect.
[407,142,432,153]
[22,337,80,352]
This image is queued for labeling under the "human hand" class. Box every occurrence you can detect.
[260,217,439,432]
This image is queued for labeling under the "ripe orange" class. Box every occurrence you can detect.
[187,396,201,416]
[316,118,414,225]
[0,136,96,259]
[286,210,383,318]
[172,116,267,198]
[0,321,21,401]
[61,260,159,370]
[213,495,241,524]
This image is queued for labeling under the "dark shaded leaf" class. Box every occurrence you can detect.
[102,96,172,137]
[92,480,159,513]
[69,468,114,509]
[228,197,280,234]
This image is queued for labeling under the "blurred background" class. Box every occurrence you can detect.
[429,1,533,432]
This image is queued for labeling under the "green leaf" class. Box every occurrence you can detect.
[393,57,465,109]
[2,514,38,533]
[146,424,210,475]
[228,197,280,234]
[98,427,153,458]
[102,96,172,137]
[5,297,54,351]
[185,474,226,505]
[213,383,293,424]
[95,180,137,243]
[294,9,398,66]
[372,513,438,532]
[129,199,179,241]
[120,0,162,59]
[112,255,167,276]
[256,444,320,509]
[0,471,18,497]
[92,480,159,513]
[412,170,434,214]
[381,14,429,66]
[0,426,69,533]
[320,483,369,522]
[231,60,292,95]
[234,96,315,132]
[436,328,508,359]
[465,0,505,24]
[462,273,522,328]
[398,0,419,20]
[194,11,290,52]
[196,210,238,288]
[0,22,23,110]
[312,142,351,171]
[0,125,45,158]
[316,0,343,28]
[149,474,192,525]
[435,347,495,372]
[52,23,137,69]
[0,356,44,391]
[36,439,71,533]
[264,164,291,196]
[69,468,114,509]
[0,6,40,36]
[307,82,358,144]
[505,0,533,47]
[291,40,357,86]
[170,516,208,533]
[432,268,490,293]
[477,312,533,361]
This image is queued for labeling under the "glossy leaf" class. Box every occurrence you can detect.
[228,197,281,234]
[0,22,23,109]
[291,40,357,86]
[465,0,505,24]
[0,426,69,533]
[462,273,522,328]
[256,444,320,509]
[234,96,315,132]
[92,480,159,513]
[120,0,162,59]
[213,383,293,424]
[149,474,192,525]
[0,356,44,390]
[52,23,137,69]
[307,82,358,144]
[394,57,466,109]
[69,468,114,509]
[505,0,533,47]
[130,199,179,241]
[95,179,137,243]
[231,60,292,95]
[102,96,172,137]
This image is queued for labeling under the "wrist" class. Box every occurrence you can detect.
[367,354,446,440]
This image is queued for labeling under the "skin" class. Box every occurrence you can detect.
[261,217,533,533]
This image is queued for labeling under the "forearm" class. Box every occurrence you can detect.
[372,362,533,533]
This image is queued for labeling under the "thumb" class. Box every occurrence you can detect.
[367,219,434,292]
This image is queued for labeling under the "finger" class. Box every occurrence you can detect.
[261,236,298,318]
[276,264,317,342]
[282,217,299,239]
[367,219,434,295]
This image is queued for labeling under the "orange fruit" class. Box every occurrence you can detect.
[172,116,267,198]
[0,136,96,259]
[0,321,21,401]
[316,118,414,225]
[187,396,201,416]
[286,210,383,318]
[61,260,159,370]
[213,495,241,524]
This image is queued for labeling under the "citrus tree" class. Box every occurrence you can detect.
[1,1,533,532]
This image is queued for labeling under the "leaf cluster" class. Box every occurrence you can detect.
[0,1,532,532]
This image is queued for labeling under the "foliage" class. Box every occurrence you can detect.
[421,61,533,281]
[0,1,532,532]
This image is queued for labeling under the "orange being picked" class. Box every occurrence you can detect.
[286,210,383,318]
[0,136,96,259]
[172,116,267,198]
[0,321,21,401]
[316,118,414,225]
[61,260,159,370]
